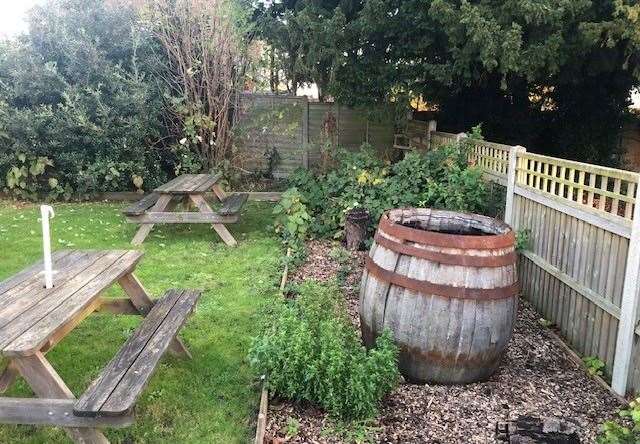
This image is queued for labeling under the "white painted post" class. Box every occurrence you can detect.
[40,205,55,289]
[612,174,640,396]
[505,146,526,226]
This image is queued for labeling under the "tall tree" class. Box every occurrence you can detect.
[253,0,358,101]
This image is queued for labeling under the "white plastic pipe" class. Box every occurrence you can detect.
[40,205,55,289]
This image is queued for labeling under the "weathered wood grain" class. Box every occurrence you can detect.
[74,289,200,417]
[0,398,134,428]
[122,193,160,217]
[360,210,518,384]
[218,193,249,216]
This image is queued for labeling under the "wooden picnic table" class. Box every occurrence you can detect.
[123,173,248,246]
[0,250,200,443]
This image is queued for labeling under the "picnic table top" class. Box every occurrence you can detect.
[154,173,222,195]
[0,249,143,357]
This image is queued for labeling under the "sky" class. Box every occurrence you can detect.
[0,0,638,108]
[0,0,43,39]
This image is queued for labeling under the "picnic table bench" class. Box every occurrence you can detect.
[123,173,248,246]
[0,250,201,443]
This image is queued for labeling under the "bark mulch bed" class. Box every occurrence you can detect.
[268,240,624,443]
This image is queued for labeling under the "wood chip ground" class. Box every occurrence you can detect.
[267,240,625,443]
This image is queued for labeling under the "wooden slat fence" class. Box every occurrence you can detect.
[235,94,394,177]
[430,127,640,397]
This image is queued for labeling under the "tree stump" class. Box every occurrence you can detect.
[345,208,369,251]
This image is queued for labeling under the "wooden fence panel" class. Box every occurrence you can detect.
[237,96,394,175]
[428,121,640,396]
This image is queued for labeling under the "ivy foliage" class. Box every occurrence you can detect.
[249,282,399,420]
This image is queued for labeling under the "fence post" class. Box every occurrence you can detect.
[456,132,467,142]
[426,120,437,151]
[302,96,309,169]
[504,146,526,226]
[612,176,640,396]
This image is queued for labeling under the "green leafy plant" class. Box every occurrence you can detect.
[598,397,640,443]
[285,417,300,438]
[515,229,531,252]
[287,139,490,240]
[273,187,312,264]
[1,152,64,200]
[583,356,606,377]
[249,282,399,420]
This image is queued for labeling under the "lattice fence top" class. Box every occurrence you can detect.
[516,152,639,221]
[430,131,457,147]
[465,139,513,184]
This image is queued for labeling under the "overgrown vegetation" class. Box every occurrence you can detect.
[286,141,492,241]
[598,397,640,443]
[252,0,640,166]
[0,0,249,200]
[249,282,399,420]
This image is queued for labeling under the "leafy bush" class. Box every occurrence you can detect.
[598,397,640,443]
[0,0,174,199]
[249,282,399,420]
[272,187,312,264]
[287,141,490,238]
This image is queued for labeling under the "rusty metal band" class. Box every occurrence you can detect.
[378,215,515,250]
[365,257,519,300]
[373,233,516,267]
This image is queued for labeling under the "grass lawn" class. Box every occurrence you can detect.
[0,199,280,443]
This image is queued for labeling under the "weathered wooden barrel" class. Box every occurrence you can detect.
[359,208,518,384]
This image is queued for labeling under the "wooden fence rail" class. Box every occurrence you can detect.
[429,126,640,397]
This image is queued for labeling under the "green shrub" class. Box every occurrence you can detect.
[249,282,399,420]
[598,397,640,443]
[0,0,173,199]
[272,187,312,264]
[287,141,490,238]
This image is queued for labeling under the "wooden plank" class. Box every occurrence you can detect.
[75,289,200,417]
[74,290,184,416]
[0,398,134,428]
[13,352,109,443]
[219,193,249,216]
[154,174,194,193]
[118,273,191,359]
[122,193,160,217]
[189,194,238,246]
[194,172,223,192]
[0,251,92,314]
[128,212,238,224]
[0,250,73,295]
[254,383,268,444]
[97,297,139,315]
[514,185,631,238]
[130,194,172,245]
[612,171,640,395]
[520,250,621,319]
[0,251,104,331]
[3,251,143,356]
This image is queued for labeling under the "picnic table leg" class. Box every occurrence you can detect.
[131,194,172,246]
[0,361,18,393]
[212,184,227,202]
[13,352,109,444]
[188,194,238,247]
[118,273,192,359]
